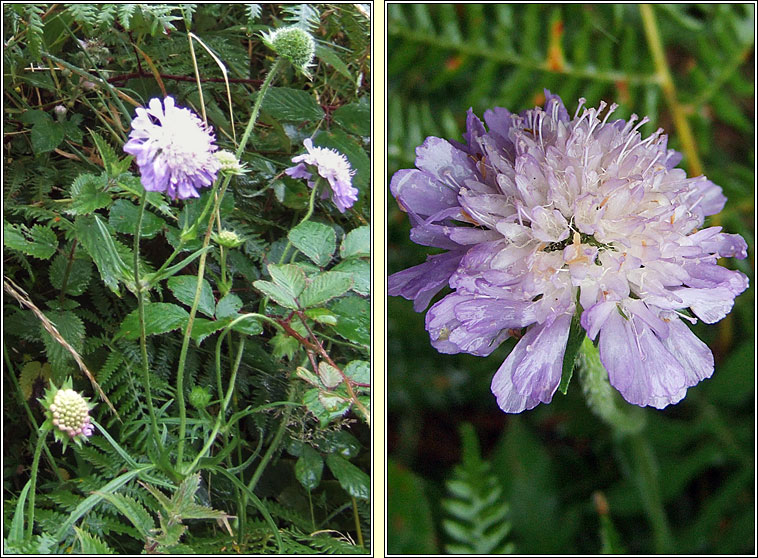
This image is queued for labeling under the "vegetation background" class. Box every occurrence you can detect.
[4,4,370,554]
[387,4,754,554]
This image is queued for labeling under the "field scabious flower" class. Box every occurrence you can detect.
[40,379,95,450]
[389,91,748,413]
[286,138,358,212]
[124,96,220,200]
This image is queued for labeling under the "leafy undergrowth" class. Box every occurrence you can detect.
[4,4,370,554]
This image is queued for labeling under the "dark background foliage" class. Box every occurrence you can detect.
[387,4,754,554]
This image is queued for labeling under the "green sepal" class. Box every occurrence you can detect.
[558,310,586,395]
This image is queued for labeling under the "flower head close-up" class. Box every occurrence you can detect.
[389,90,748,413]
[39,379,95,451]
[286,138,358,213]
[124,96,220,200]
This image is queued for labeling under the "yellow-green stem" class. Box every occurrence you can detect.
[27,423,50,539]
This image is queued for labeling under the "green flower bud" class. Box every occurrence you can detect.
[39,379,95,452]
[190,386,212,410]
[262,26,315,74]
[215,150,245,175]
[212,229,245,249]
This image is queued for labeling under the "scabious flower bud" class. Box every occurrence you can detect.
[212,229,244,249]
[189,386,212,409]
[39,379,95,451]
[262,26,316,74]
[215,150,245,176]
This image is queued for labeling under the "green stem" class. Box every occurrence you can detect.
[134,189,161,448]
[236,58,285,159]
[577,337,672,553]
[639,3,703,177]
[351,496,364,548]
[27,423,50,539]
[247,385,296,494]
[57,240,78,305]
[278,177,322,265]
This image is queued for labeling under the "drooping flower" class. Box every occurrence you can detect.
[39,379,95,451]
[124,96,220,200]
[389,90,748,413]
[286,138,358,212]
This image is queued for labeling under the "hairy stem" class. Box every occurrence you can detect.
[134,189,161,448]
[27,423,50,539]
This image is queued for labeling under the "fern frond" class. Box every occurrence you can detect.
[442,424,515,554]
[281,4,320,32]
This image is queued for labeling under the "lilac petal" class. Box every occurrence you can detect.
[391,169,459,218]
[660,316,714,387]
[454,297,536,333]
[415,137,477,190]
[599,312,687,409]
[509,313,572,400]
[388,249,465,311]
[491,313,571,411]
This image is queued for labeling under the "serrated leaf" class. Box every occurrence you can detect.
[326,454,370,500]
[96,492,155,538]
[109,199,164,238]
[333,97,371,136]
[4,221,58,260]
[19,361,51,400]
[318,361,343,389]
[68,173,112,215]
[295,445,324,491]
[41,310,85,368]
[344,360,370,385]
[299,271,353,308]
[119,302,189,340]
[268,263,306,297]
[27,111,64,155]
[190,317,230,345]
[296,366,321,387]
[253,280,298,309]
[332,258,369,295]
[49,253,92,296]
[303,388,348,426]
[319,390,349,411]
[215,293,242,319]
[261,87,324,121]
[89,129,120,175]
[231,315,263,336]
[340,225,370,258]
[74,527,115,554]
[288,221,336,267]
[167,275,216,318]
[330,295,370,346]
[75,214,132,293]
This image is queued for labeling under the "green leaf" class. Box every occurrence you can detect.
[268,263,306,297]
[4,221,58,260]
[303,387,349,426]
[333,97,371,136]
[119,302,190,340]
[318,361,343,389]
[20,110,64,155]
[109,199,164,238]
[332,258,369,296]
[344,360,370,385]
[295,445,324,491]
[321,430,361,459]
[215,293,243,319]
[96,492,155,538]
[49,253,92,296]
[388,458,437,554]
[288,221,336,267]
[40,310,85,368]
[75,214,132,294]
[558,312,585,395]
[89,129,121,176]
[330,295,370,347]
[167,275,216,318]
[299,271,353,308]
[340,225,370,258]
[261,87,324,121]
[68,173,112,215]
[231,315,263,336]
[304,307,338,325]
[253,280,298,309]
[74,527,115,554]
[326,454,370,500]
[315,43,352,79]
[190,317,230,345]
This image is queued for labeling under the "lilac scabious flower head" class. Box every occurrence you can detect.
[285,138,358,213]
[124,96,220,200]
[389,90,749,413]
[39,379,95,452]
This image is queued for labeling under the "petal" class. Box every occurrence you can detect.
[388,250,465,311]
[599,312,687,409]
[390,169,460,218]
[415,137,477,191]
[660,316,714,388]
